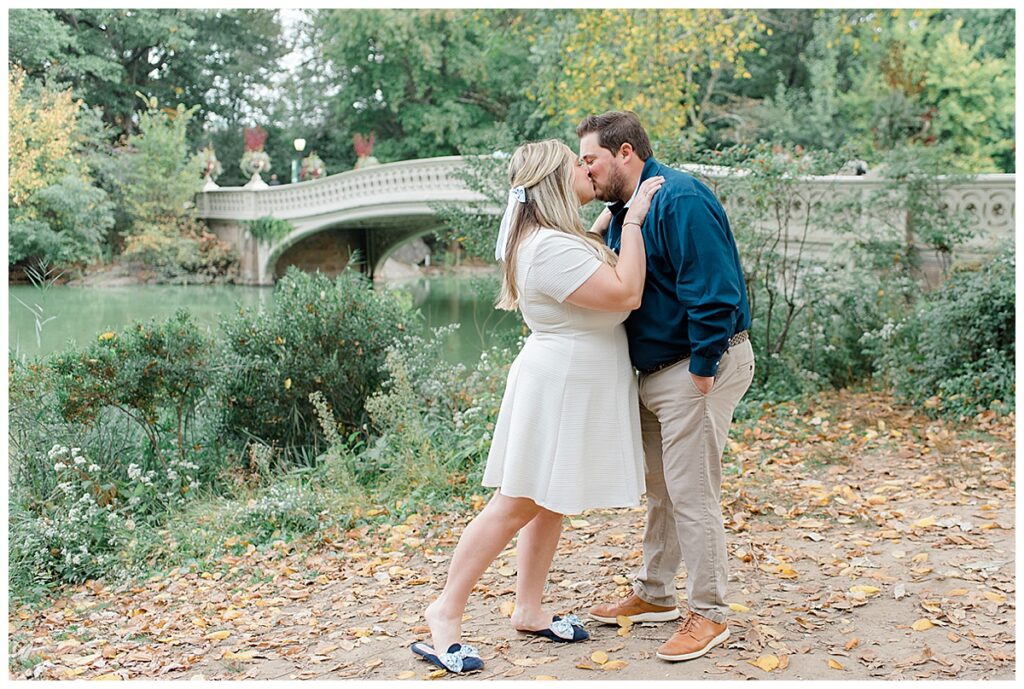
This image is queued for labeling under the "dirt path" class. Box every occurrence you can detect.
[9,391,1015,680]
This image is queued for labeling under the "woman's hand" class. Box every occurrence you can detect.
[589,207,613,236]
[623,176,664,227]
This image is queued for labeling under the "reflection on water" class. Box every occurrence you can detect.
[8,275,522,366]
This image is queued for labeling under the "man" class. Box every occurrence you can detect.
[578,111,754,662]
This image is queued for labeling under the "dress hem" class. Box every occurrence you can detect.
[480,484,642,516]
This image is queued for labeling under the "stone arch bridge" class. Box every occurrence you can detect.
[194,156,492,284]
[194,156,1014,285]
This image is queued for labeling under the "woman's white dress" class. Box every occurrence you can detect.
[482,228,645,515]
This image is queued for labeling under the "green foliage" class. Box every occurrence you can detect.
[317,330,516,507]
[218,267,420,458]
[246,216,294,243]
[9,175,115,268]
[871,248,1015,418]
[9,9,289,144]
[49,310,219,473]
[315,9,543,163]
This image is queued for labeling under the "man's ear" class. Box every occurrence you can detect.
[618,142,635,163]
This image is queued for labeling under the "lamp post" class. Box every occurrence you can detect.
[292,138,306,184]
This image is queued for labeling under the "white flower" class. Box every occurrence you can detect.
[88,464,100,472]
[73,456,86,465]
[127,463,142,480]
[125,519,136,531]
[54,462,67,472]
[71,447,81,455]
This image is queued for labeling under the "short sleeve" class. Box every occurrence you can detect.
[527,230,603,303]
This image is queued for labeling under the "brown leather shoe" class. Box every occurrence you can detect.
[588,593,680,625]
[656,612,729,662]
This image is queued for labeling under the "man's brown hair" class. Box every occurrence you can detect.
[576,111,653,161]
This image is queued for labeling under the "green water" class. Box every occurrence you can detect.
[7,275,522,365]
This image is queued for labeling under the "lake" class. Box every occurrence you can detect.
[7,274,523,366]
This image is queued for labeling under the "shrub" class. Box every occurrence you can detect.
[49,309,219,484]
[8,445,133,593]
[871,247,1015,418]
[218,267,420,460]
[317,327,516,508]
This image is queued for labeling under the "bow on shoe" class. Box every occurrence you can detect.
[549,614,584,640]
[438,644,481,673]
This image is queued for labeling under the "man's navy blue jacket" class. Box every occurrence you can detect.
[604,157,751,377]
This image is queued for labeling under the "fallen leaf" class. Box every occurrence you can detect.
[850,585,880,595]
[91,672,123,680]
[397,671,416,680]
[728,602,750,613]
[828,659,844,670]
[749,655,780,673]
[911,619,935,632]
[497,566,516,577]
[983,591,1006,604]
[602,660,628,670]
[533,675,557,680]
[223,650,255,661]
[845,638,860,650]
[591,651,609,664]
[499,600,516,617]
[204,631,230,641]
[913,516,936,529]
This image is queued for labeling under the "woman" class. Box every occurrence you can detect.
[411,140,663,673]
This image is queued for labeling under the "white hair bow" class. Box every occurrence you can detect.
[495,186,527,262]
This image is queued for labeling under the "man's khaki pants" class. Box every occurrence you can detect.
[633,339,755,623]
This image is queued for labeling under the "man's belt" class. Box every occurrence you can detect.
[639,330,750,376]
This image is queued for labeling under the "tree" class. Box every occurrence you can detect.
[8,9,288,143]
[8,67,114,269]
[533,9,767,145]
[314,9,541,163]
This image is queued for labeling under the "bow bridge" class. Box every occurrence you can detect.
[195,156,491,284]
[194,156,1014,285]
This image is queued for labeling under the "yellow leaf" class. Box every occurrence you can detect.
[849,585,880,595]
[749,655,780,672]
[728,602,750,612]
[534,676,557,680]
[223,650,254,661]
[591,651,609,664]
[947,588,969,596]
[602,660,628,670]
[428,669,447,678]
[397,671,416,680]
[499,600,516,617]
[569,519,590,528]
[913,516,936,528]
[615,614,633,629]
[828,659,844,670]
[912,619,934,631]
[497,566,516,577]
[612,575,630,585]
[284,378,292,390]
[98,332,116,341]
[204,630,231,641]
[983,591,1006,604]
[91,673,123,681]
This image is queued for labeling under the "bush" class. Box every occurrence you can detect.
[871,247,1015,417]
[48,309,220,495]
[218,267,420,459]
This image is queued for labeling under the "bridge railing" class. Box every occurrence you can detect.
[194,156,483,222]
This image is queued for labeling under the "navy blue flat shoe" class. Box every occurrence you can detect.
[521,614,590,642]
[410,641,484,673]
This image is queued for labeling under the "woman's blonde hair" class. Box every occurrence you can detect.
[496,139,617,311]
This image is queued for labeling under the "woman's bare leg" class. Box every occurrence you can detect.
[510,507,564,631]
[424,492,541,653]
